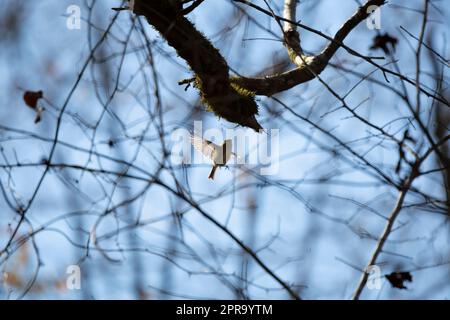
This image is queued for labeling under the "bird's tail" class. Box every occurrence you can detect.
[208,165,218,180]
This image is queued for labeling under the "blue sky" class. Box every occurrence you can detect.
[0,0,449,299]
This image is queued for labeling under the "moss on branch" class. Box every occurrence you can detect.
[132,0,262,131]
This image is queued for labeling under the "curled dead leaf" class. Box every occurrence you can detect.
[23,90,43,109]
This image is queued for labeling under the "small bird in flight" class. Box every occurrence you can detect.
[191,135,233,180]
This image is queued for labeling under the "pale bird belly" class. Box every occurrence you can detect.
[212,150,230,166]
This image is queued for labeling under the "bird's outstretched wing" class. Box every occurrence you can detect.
[191,135,220,161]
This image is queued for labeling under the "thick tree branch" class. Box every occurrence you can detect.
[283,0,305,66]
[283,0,298,32]
[131,0,262,131]
[231,0,386,96]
